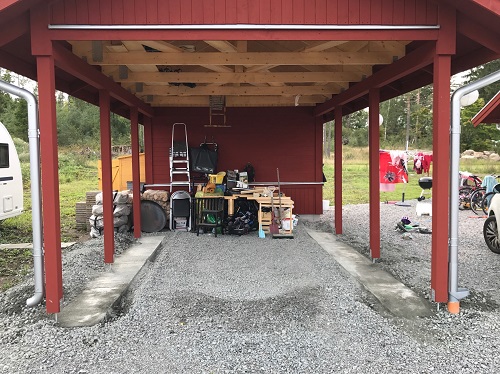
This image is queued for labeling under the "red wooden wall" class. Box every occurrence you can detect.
[148,107,323,214]
[50,0,438,25]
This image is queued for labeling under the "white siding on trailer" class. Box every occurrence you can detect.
[0,121,23,220]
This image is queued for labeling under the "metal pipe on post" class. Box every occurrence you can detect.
[0,80,44,307]
[448,70,500,314]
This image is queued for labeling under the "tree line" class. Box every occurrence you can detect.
[0,70,131,151]
[324,59,500,156]
[1,62,498,155]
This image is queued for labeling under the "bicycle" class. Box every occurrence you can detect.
[458,172,484,214]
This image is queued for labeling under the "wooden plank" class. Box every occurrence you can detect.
[315,0,327,24]
[99,0,112,24]
[145,0,158,24]
[122,0,135,23]
[359,0,371,24]
[214,0,226,24]
[349,0,360,24]
[247,0,260,23]
[236,0,249,23]
[269,0,282,23]
[150,95,325,107]
[304,0,317,24]
[370,0,383,24]
[167,0,182,24]
[292,0,305,23]
[75,0,89,24]
[64,0,77,24]
[203,0,215,24]
[259,0,271,24]
[139,84,341,96]
[179,0,192,24]
[326,0,338,24]
[111,0,124,24]
[116,71,363,84]
[281,0,293,23]
[226,0,237,23]
[134,0,147,23]
[381,0,394,24]
[404,0,416,24]
[97,51,395,66]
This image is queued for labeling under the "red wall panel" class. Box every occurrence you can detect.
[47,0,437,25]
[150,106,323,214]
[50,0,438,26]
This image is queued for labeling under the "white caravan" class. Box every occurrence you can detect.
[0,121,23,220]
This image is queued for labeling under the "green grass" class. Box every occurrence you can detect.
[0,146,98,244]
[322,146,498,206]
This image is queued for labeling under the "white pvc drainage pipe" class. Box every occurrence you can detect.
[0,80,44,307]
[448,70,500,313]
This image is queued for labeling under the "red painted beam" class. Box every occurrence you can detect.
[334,106,343,235]
[0,50,37,79]
[130,107,142,238]
[143,116,153,184]
[0,11,28,47]
[368,88,380,260]
[457,15,500,54]
[473,91,500,126]
[99,90,115,264]
[47,28,439,42]
[315,42,436,117]
[51,42,154,117]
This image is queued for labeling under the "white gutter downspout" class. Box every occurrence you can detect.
[448,70,500,314]
[0,80,44,307]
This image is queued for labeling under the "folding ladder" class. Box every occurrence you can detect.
[169,123,191,192]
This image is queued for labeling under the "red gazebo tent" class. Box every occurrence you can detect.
[0,0,499,314]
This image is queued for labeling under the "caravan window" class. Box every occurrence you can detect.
[0,143,9,168]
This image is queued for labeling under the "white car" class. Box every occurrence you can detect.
[484,193,500,253]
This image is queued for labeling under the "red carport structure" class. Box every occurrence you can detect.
[473,91,500,127]
[0,0,499,314]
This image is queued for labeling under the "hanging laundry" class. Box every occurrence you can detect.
[413,152,424,174]
[482,175,498,193]
[379,150,408,184]
[422,153,432,175]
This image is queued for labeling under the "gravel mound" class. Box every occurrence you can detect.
[2,201,500,373]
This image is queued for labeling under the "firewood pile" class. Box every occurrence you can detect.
[141,189,170,220]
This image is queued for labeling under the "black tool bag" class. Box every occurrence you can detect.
[190,143,218,174]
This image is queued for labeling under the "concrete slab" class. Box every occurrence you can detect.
[306,229,433,319]
[0,242,76,250]
[57,235,165,328]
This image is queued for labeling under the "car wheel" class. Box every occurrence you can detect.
[484,216,500,254]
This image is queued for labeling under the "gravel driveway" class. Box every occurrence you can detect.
[1,200,500,373]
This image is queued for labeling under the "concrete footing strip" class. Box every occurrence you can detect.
[306,229,433,318]
[57,235,165,328]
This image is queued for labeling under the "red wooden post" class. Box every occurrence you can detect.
[368,88,381,259]
[143,116,153,184]
[36,54,63,313]
[334,106,343,234]
[99,90,115,264]
[431,54,452,303]
[130,107,142,238]
[430,4,456,303]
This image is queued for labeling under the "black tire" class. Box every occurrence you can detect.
[482,192,497,215]
[470,188,486,215]
[484,216,500,254]
[458,187,472,210]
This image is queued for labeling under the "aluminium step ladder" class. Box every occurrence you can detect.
[169,123,191,193]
